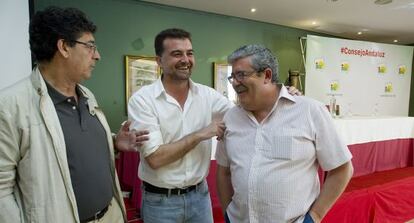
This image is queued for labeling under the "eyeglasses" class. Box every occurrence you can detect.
[72,40,98,54]
[227,70,257,84]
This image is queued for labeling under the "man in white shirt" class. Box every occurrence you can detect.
[128,29,300,223]
[128,28,231,223]
[216,44,353,223]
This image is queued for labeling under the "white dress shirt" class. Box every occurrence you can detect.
[216,85,352,223]
[128,78,232,188]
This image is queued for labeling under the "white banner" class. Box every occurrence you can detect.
[305,35,413,116]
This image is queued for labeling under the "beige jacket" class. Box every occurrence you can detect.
[0,68,126,223]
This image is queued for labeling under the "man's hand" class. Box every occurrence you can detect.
[114,120,149,152]
[286,86,302,96]
[144,119,225,169]
[309,161,353,222]
[197,119,226,141]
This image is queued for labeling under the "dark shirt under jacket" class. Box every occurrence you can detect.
[46,82,113,221]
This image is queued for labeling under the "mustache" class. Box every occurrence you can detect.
[233,84,247,93]
[177,61,192,67]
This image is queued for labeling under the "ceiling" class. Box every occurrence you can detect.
[141,0,414,45]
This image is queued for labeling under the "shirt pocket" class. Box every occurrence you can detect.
[261,133,315,161]
[261,135,294,160]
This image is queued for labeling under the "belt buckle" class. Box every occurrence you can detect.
[179,186,192,195]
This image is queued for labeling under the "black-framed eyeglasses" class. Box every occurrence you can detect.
[72,40,98,54]
[227,70,257,84]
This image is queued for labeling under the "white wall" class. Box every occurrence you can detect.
[0,0,32,90]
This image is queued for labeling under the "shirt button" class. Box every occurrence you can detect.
[67,98,71,103]
[72,106,76,110]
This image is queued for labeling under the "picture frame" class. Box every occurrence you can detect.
[213,62,237,103]
[125,55,161,107]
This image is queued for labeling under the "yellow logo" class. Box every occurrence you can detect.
[315,59,325,69]
[398,65,406,75]
[385,83,393,93]
[330,81,339,91]
[341,62,349,71]
[378,64,387,74]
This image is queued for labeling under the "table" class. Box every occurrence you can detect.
[333,116,414,176]
[333,116,414,146]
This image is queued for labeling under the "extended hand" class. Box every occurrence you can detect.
[114,121,149,152]
[198,119,226,141]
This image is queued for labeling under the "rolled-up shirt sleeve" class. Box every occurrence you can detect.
[128,92,164,157]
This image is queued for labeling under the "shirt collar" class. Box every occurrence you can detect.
[278,84,296,103]
[45,81,84,105]
[268,84,296,112]
[153,76,199,98]
[263,84,296,116]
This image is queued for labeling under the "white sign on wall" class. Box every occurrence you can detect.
[305,35,413,116]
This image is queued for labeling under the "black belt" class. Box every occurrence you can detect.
[143,181,202,196]
[81,205,109,223]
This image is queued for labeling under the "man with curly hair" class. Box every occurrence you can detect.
[0,6,148,223]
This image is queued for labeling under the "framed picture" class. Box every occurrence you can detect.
[213,62,237,103]
[125,55,161,106]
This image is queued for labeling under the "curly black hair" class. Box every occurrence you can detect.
[29,6,96,63]
[154,28,191,56]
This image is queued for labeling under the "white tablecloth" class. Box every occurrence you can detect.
[333,116,414,145]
